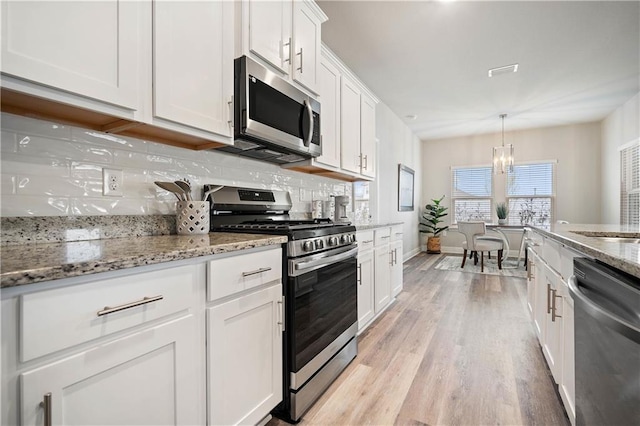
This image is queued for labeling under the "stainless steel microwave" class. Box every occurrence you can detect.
[218,56,321,164]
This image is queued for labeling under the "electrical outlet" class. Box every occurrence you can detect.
[103,168,123,197]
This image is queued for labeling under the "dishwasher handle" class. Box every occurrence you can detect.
[569,275,640,344]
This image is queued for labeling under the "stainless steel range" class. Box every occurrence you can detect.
[206,185,358,423]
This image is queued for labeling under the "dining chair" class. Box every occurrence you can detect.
[458,221,504,272]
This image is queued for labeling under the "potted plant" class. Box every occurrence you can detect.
[420,195,449,253]
[496,202,509,225]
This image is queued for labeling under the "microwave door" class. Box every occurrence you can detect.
[244,77,310,154]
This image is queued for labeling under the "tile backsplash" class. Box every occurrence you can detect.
[0,113,352,218]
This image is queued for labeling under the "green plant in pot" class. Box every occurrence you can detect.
[496,202,509,225]
[419,195,449,254]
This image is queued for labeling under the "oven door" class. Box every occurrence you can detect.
[287,245,358,389]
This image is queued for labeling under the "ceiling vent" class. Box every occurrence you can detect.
[488,63,519,77]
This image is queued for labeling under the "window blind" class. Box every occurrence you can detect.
[506,162,555,228]
[621,144,640,225]
[451,166,492,223]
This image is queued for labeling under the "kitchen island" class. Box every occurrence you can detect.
[530,223,640,278]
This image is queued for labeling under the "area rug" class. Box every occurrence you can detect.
[434,255,527,278]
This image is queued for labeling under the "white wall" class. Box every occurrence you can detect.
[375,102,423,259]
[601,92,640,224]
[0,113,352,217]
[421,121,602,251]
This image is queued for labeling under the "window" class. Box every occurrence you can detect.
[451,166,493,223]
[507,162,555,228]
[620,143,640,225]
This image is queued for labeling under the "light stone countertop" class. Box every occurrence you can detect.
[355,222,404,231]
[0,232,287,288]
[530,223,640,278]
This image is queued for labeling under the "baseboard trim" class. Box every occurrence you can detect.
[403,247,421,262]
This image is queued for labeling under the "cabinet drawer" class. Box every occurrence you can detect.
[374,227,391,246]
[543,236,561,273]
[20,264,199,362]
[357,230,374,251]
[391,225,403,241]
[208,247,282,302]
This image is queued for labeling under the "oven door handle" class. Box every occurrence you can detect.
[294,247,358,273]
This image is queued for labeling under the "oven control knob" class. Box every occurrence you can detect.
[340,235,347,244]
[328,236,338,246]
[303,241,314,252]
[314,239,324,249]
[347,234,355,243]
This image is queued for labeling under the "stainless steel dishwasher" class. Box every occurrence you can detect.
[569,258,640,426]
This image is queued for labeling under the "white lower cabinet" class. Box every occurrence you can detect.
[356,226,403,332]
[2,245,285,426]
[390,240,403,297]
[542,262,563,383]
[21,314,200,426]
[207,283,283,426]
[527,229,579,425]
[374,243,391,314]
[357,247,375,329]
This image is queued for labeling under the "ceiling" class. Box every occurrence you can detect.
[317,0,640,141]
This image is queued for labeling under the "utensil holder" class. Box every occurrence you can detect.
[176,201,210,235]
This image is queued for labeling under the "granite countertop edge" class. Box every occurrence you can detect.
[355,222,404,231]
[529,224,640,278]
[1,233,288,288]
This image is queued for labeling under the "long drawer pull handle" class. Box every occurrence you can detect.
[277,297,285,332]
[97,295,163,317]
[381,235,390,239]
[362,240,374,243]
[242,267,272,277]
[551,289,563,322]
[40,392,52,426]
[547,283,552,314]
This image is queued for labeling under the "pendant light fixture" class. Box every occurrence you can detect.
[493,113,514,174]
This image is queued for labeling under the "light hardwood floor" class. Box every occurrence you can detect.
[269,253,570,426]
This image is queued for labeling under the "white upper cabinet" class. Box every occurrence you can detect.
[291,0,322,92]
[316,54,341,168]
[239,0,327,94]
[340,75,362,174]
[360,93,377,178]
[1,0,145,118]
[153,1,234,139]
[247,0,292,73]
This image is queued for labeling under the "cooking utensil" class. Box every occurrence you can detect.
[154,181,185,201]
[174,180,192,201]
[202,185,224,202]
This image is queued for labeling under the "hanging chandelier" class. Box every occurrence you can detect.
[493,113,514,174]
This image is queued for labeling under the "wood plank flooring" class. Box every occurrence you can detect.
[269,253,570,426]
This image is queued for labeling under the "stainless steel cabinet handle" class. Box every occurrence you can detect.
[389,250,393,266]
[363,155,368,170]
[227,97,233,127]
[296,48,303,72]
[97,295,163,317]
[357,153,362,168]
[551,289,562,322]
[242,267,272,277]
[381,235,390,239]
[547,283,552,314]
[277,297,285,332]
[362,240,373,243]
[282,37,291,64]
[40,392,52,426]
[357,263,362,285]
